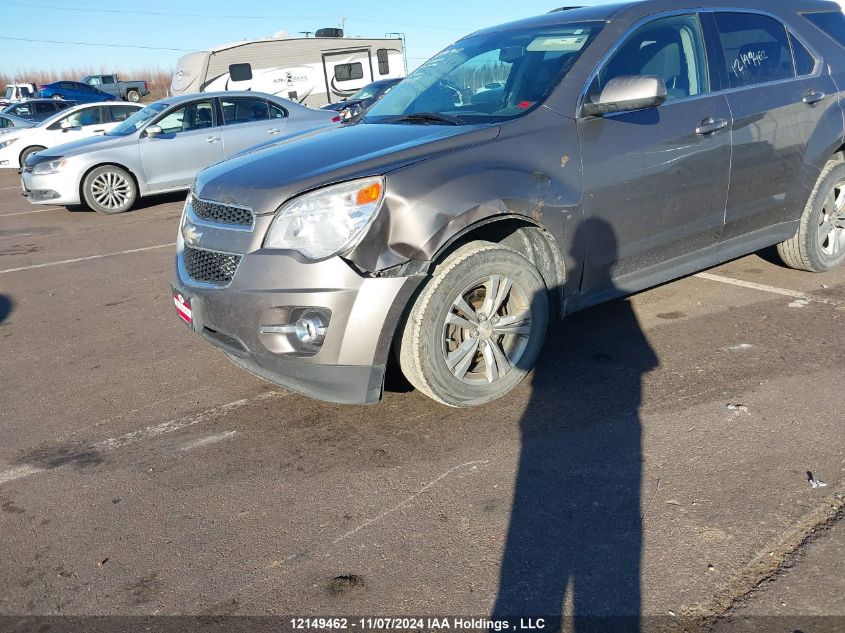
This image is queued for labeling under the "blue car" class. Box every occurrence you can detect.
[39,81,117,103]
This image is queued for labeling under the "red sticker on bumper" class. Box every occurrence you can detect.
[173,291,192,325]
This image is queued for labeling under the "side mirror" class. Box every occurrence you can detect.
[582,75,667,117]
[60,120,77,130]
[145,125,163,138]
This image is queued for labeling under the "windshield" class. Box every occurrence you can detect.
[349,84,382,101]
[365,22,603,124]
[107,102,169,136]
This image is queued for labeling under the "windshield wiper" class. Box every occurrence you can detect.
[390,112,465,126]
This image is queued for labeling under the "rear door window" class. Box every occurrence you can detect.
[220,97,269,125]
[268,103,287,119]
[108,105,138,122]
[713,12,795,88]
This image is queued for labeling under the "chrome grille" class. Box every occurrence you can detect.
[191,196,253,226]
[183,246,241,286]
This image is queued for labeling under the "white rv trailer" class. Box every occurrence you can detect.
[170,35,405,108]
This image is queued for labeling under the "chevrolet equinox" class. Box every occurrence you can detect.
[172,0,845,406]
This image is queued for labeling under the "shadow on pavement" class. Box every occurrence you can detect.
[493,219,658,632]
[0,294,12,324]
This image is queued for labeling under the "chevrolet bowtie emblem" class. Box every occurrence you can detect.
[182,223,202,246]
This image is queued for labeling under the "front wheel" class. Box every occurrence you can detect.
[399,241,549,407]
[778,155,845,272]
[125,90,141,102]
[82,165,137,214]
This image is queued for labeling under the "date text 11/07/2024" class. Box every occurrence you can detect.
[289,618,547,631]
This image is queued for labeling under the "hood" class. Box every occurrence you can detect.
[195,121,501,214]
[37,134,133,159]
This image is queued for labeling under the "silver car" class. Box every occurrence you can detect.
[20,91,337,214]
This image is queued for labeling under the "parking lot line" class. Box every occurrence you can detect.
[0,464,45,485]
[0,242,177,274]
[0,207,64,217]
[695,272,843,306]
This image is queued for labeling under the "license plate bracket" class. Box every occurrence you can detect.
[172,287,194,330]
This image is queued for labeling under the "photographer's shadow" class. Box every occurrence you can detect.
[493,219,658,632]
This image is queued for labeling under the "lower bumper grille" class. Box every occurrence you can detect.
[183,246,241,286]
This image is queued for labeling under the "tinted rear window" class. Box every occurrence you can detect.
[803,11,845,44]
[714,12,795,88]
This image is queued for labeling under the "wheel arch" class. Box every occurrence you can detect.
[18,144,46,166]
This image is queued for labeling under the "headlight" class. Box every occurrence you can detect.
[0,138,18,150]
[264,176,385,259]
[31,158,66,175]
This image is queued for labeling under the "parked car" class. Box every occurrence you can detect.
[321,78,402,118]
[0,83,38,106]
[38,81,117,103]
[2,99,75,121]
[0,113,36,134]
[0,102,141,168]
[20,92,336,212]
[81,75,149,102]
[170,0,845,407]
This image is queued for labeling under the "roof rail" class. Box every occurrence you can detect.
[548,6,586,12]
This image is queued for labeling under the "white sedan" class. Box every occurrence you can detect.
[0,102,141,169]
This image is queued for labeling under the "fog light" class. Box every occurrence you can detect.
[295,314,327,345]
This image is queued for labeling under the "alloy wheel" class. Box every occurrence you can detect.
[819,179,845,258]
[442,275,532,385]
[91,171,132,210]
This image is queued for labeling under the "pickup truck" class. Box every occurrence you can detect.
[0,83,37,106]
[80,75,149,102]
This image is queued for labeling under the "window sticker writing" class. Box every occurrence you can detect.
[732,49,769,77]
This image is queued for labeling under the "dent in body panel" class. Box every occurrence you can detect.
[346,107,584,285]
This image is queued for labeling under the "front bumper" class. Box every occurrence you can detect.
[174,243,422,405]
[20,168,81,205]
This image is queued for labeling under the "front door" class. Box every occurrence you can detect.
[139,98,223,191]
[577,13,732,293]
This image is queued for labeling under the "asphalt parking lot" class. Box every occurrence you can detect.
[0,167,843,629]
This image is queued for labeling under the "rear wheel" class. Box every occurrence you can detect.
[19,145,45,166]
[399,241,549,407]
[778,156,845,272]
[125,90,141,103]
[82,165,137,214]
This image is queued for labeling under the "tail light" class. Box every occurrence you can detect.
[39,85,47,90]
[331,115,341,123]
[144,81,148,91]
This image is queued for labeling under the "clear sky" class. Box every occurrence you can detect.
[0,0,627,75]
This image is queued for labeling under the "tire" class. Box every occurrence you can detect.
[126,90,141,103]
[778,155,845,272]
[399,241,549,407]
[51,94,63,100]
[19,145,46,166]
[81,165,137,214]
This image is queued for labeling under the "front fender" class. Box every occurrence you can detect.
[346,107,584,274]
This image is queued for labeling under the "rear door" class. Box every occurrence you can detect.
[709,11,838,241]
[323,49,374,103]
[578,13,732,292]
[139,98,223,190]
[219,96,286,156]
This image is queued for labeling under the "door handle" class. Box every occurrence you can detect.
[268,128,281,135]
[803,90,826,105]
[696,117,728,136]
[206,136,220,143]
